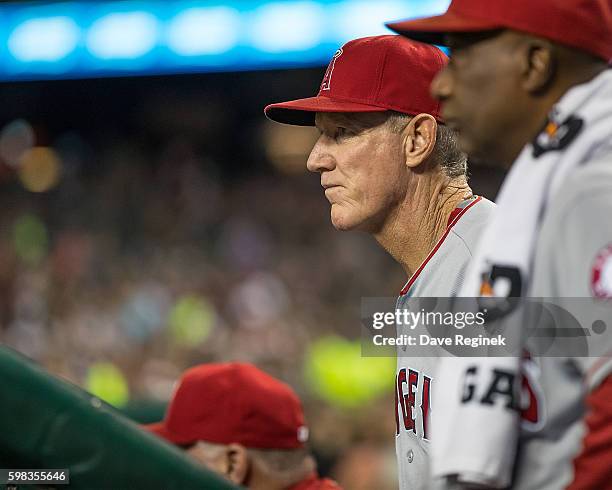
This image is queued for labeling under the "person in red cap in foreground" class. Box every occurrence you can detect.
[145,363,341,490]
[389,1,612,489]
[265,35,494,490]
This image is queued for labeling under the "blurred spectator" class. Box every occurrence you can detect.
[144,362,341,490]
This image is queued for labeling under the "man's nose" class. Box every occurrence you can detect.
[306,137,335,173]
[430,66,452,102]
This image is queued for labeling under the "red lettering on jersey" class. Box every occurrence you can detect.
[395,368,431,439]
[520,352,545,431]
[421,375,431,440]
[396,368,432,438]
[397,368,412,432]
[394,374,400,436]
[521,374,539,424]
[407,369,418,434]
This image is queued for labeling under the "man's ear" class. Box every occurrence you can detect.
[225,443,249,484]
[403,113,437,169]
[520,37,556,93]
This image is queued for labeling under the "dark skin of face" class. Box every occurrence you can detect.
[430,29,608,168]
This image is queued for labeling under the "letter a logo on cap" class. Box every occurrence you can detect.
[320,48,343,92]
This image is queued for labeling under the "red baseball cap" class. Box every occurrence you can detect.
[144,363,309,449]
[387,0,612,62]
[264,35,447,126]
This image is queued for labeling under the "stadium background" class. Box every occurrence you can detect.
[0,1,505,487]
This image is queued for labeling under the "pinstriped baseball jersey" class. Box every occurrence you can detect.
[395,196,495,490]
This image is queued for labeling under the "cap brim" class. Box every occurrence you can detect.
[143,422,195,445]
[264,96,386,126]
[386,11,502,46]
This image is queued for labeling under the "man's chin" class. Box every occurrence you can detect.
[330,208,358,232]
[330,217,356,232]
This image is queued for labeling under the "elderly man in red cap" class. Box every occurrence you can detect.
[265,35,494,490]
[389,1,612,489]
[145,363,340,490]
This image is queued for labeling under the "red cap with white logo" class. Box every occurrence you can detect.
[264,35,447,126]
[145,362,309,449]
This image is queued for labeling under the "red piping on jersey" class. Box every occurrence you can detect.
[399,196,482,296]
[446,206,464,227]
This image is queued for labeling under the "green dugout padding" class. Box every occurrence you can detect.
[0,347,240,490]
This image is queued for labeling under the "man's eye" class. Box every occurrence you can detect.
[334,127,349,140]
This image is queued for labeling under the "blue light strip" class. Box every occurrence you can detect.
[0,0,450,81]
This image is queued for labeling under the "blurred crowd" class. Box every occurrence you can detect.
[0,117,404,487]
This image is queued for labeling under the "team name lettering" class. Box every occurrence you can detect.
[459,357,544,429]
[395,367,431,439]
[461,366,519,410]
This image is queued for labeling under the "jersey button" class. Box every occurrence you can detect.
[407,449,414,463]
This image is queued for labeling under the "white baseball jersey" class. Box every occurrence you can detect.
[395,196,495,490]
[511,152,612,489]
